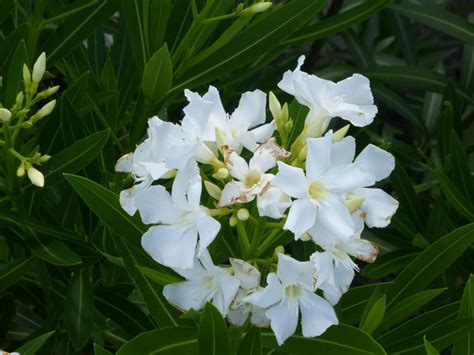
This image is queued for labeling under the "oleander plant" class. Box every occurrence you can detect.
[0,1,473,354]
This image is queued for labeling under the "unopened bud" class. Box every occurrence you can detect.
[242,2,272,15]
[332,124,350,142]
[269,91,281,120]
[23,64,31,88]
[0,108,11,122]
[32,52,46,83]
[35,99,56,119]
[229,215,238,227]
[300,232,311,241]
[27,167,44,187]
[216,167,229,179]
[38,85,60,99]
[297,144,308,161]
[16,165,25,177]
[38,154,51,163]
[204,181,222,200]
[274,246,285,255]
[215,127,227,153]
[15,92,24,108]
[237,208,249,221]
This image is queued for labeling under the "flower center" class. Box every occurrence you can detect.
[244,170,261,188]
[203,276,214,289]
[285,284,302,300]
[308,181,326,200]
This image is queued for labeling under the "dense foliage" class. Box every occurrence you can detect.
[0,0,473,354]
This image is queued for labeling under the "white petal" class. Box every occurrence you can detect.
[115,153,133,172]
[278,56,315,109]
[355,188,399,227]
[333,261,355,295]
[231,89,267,128]
[196,213,221,256]
[330,136,355,167]
[244,273,284,308]
[163,280,211,312]
[345,237,378,263]
[228,308,250,326]
[272,162,307,199]
[306,134,333,180]
[219,182,245,206]
[266,299,299,345]
[355,144,395,182]
[316,195,354,239]
[299,291,338,337]
[249,153,276,173]
[165,141,198,169]
[285,198,317,240]
[135,185,180,224]
[250,306,271,327]
[276,254,314,289]
[236,131,259,152]
[213,273,240,316]
[172,160,201,209]
[182,90,214,140]
[251,120,276,143]
[119,187,138,215]
[141,225,198,269]
[139,162,171,180]
[229,259,261,290]
[224,150,250,181]
[257,187,291,219]
[322,163,375,194]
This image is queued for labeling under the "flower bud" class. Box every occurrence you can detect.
[27,167,44,187]
[332,124,350,142]
[23,64,31,88]
[237,208,249,221]
[204,181,222,200]
[274,246,285,255]
[38,154,51,163]
[0,108,11,123]
[32,52,46,83]
[229,215,238,227]
[300,232,311,242]
[216,167,229,179]
[38,85,60,99]
[269,91,281,120]
[15,92,24,108]
[35,99,56,119]
[241,2,272,15]
[16,165,25,177]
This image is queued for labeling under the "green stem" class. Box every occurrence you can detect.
[256,229,283,257]
[202,12,236,23]
[236,220,251,257]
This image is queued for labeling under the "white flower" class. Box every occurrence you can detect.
[227,258,270,327]
[257,186,291,219]
[272,132,375,240]
[27,167,44,187]
[278,56,377,133]
[136,161,220,269]
[163,251,240,316]
[309,215,378,305]
[244,254,338,345]
[116,117,178,215]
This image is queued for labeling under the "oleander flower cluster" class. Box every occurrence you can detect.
[116,56,399,345]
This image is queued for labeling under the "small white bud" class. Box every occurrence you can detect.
[237,208,249,221]
[32,52,46,83]
[23,64,31,87]
[16,165,25,177]
[300,233,311,242]
[269,91,281,120]
[332,124,350,142]
[40,85,60,97]
[204,181,222,200]
[27,167,44,187]
[216,167,229,179]
[0,108,11,123]
[36,99,56,119]
[274,246,285,255]
[38,154,51,163]
[242,2,272,15]
[229,216,238,227]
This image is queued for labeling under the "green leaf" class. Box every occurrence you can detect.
[380,288,446,330]
[377,302,459,348]
[138,266,182,287]
[94,343,113,355]
[4,40,28,108]
[43,0,121,64]
[423,336,439,355]
[362,250,418,279]
[116,327,198,355]
[199,303,229,355]
[450,131,474,202]
[385,223,474,309]
[261,324,386,354]
[25,230,82,266]
[389,4,474,44]
[359,294,386,335]
[96,288,154,337]
[65,269,94,350]
[0,0,14,25]
[42,130,110,186]
[238,327,262,355]
[285,0,391,46]
[0,256,34,292]
[64,174,179,327]
[437,171,474,221]
[174,0,326,91]
[142,43,172,103]
[453,275,474,355]
[15,330,55,354]
[385,318,474,354]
